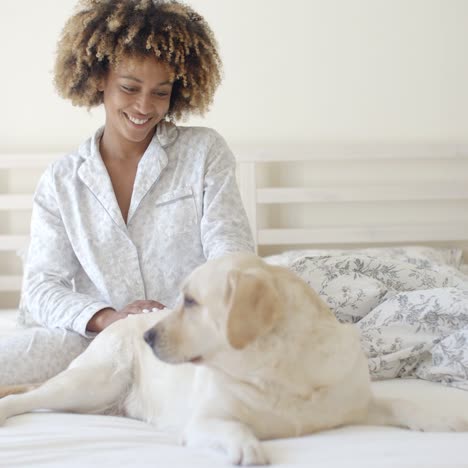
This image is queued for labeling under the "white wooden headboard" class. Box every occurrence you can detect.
[0,154,60,308]
[1,144,468,308]
[234,143,468,257]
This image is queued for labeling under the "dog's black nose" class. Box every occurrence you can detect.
[144,328,157,348]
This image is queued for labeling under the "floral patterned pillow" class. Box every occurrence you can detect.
[290,256,389,323]
[287,253,468,324]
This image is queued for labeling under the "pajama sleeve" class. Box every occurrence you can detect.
[200,132,255,260]
[21,165,112,338]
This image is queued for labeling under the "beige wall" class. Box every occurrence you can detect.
[1,0,467,152]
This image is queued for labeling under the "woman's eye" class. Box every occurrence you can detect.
[155,92,170,98]
[121,86,136,93]
[184,296,197,307]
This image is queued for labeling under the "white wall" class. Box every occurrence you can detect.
[1,0,467,152]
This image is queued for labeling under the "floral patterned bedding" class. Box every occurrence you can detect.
[264,247,468,390]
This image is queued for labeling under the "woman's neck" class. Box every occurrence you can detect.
[99,126,156,162]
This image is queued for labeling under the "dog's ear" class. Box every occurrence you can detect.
[225,268,282,350]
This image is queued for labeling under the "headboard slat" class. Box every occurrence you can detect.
[234,143,468,162]
[258,224,468,245]
[257,183,468,204]
[0,275,22,292]
[0,235,29,251]
[0,154,60,169]
[0,195,33,210]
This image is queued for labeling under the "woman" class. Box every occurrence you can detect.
[1,0,253,385]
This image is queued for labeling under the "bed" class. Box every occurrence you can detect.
[1,144,468,467]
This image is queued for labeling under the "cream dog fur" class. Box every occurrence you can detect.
[0,252,467,465]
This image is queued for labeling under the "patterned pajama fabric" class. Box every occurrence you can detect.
[0,327,90,386]
[0,122,254,385]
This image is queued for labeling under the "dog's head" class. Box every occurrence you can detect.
[143,252,283,367]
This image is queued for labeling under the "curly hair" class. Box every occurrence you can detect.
[54,0,222,120]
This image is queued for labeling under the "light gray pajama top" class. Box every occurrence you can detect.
[18,122,254,338]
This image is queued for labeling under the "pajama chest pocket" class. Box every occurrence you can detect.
[154,186,198,236]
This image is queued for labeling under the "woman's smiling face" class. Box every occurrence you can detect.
[99,55,173,152]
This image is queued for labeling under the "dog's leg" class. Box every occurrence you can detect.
[0,384,41,399]
[184,417,269,466]
[367,396,468,432]
[367,379,468,431]
[0,362,129,425]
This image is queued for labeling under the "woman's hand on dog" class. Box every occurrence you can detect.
[86,300,166,333]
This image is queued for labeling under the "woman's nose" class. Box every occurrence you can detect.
[135,93,154,114]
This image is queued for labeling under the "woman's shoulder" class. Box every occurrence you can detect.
[176,124,220,137]
[169,124,225,147]
[173,125,236,174]
[172,125,232,157]
[40,135,93,182]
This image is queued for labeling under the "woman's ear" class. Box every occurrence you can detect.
[96,77,105,93]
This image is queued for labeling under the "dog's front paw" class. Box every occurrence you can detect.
[183,418,270,465]
[226,438,269,466]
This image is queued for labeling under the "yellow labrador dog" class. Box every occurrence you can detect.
[0,252,467,465]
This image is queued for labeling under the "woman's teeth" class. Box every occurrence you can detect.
[127,114,150,125]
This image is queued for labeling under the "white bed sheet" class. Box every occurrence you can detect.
[0,408,467,468]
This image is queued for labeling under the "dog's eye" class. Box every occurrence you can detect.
[184,295,198,308]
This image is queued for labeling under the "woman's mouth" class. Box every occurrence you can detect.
[124,113,152,127]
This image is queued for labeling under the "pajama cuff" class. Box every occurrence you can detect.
[71,302,114,338]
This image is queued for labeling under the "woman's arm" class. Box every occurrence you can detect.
[22,165,113,337]
[200,132,255,259]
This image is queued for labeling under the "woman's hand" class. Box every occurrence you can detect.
[86,300,166,333]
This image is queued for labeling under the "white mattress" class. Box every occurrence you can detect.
[1,310,467,467]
